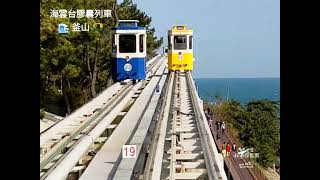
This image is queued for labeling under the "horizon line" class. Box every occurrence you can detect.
[193,77,280,79]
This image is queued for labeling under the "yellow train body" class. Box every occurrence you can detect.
[168,25,194,71]
[168,52,193,70]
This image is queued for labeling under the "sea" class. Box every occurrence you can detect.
[194,78,280,105]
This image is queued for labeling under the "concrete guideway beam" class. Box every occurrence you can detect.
[142,71,175,180]
[169,73,179,180]
[40,55,164,180]
[180,132,199,139]
[146,54,161,67]
[163,159,206,169]
[175,153,204,160]
[146,55,164,78]
[44,82,143,180]
[176,126,198,133]
[40,54,162,148]
[113,64,168,179]
[175,160,206,169]
[40,82,123,146]
[79,59,167,180]
[167,145,202,152]
[40,84,133,172]
[175,172,207,179]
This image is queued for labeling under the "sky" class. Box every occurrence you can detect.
[119,0,280,78]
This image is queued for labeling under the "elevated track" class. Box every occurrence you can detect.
[40,55,228,180]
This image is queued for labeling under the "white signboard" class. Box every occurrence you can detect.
[122,145,136,158]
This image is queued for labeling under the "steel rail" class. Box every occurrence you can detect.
[142,71,175,180]
[169,72,178,180]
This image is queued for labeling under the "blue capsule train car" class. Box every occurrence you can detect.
[112,20,147,82]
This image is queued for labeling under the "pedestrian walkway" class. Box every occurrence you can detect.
[204,108,264,180]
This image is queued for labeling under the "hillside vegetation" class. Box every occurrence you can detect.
[40,0,163,116]
[209,99,280,168]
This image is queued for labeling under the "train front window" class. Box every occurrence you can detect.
[119,35,136,53]
[174,36,187,50]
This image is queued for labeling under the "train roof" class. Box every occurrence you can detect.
[112,20,145,30]
[118,20,139,23]
[169,25,193,34]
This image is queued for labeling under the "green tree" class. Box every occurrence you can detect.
[241,100,280,167]
[220,100,247,129]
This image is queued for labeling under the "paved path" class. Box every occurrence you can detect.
[204,110,262,180]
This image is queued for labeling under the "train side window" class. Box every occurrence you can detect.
[168,36,172,50]
[119,34,136,53]
[189,36,193,49]
[139,34,144,52]
[174,36,187,50]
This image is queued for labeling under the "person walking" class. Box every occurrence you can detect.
[226,143,231,157]
[209,119,214,130]
[232,143,237,158]
[221,142,226,157]
[218,121,221,131]
[221,122,225,134]
[207,107,211,116]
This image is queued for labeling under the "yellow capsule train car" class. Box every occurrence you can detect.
[168,25,194,71]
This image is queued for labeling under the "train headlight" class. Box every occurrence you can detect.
[178,53,183,61]
[125,56,129,61]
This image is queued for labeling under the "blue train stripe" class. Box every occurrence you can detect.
[113,57,146,81]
